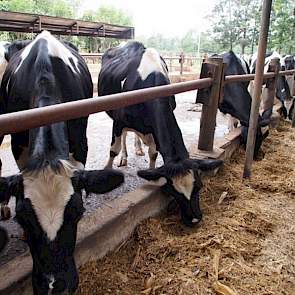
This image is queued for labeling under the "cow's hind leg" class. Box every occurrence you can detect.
[140,133,157,169]
[134,134,145,156]
[105,122,122,168]
[118,131,128,167]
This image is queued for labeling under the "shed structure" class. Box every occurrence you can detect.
[0,11,134,39]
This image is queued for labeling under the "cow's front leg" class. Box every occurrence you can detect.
[134,134,145,156]
[144,134,157,169]
[105,123,122,168]
[118,131,128,167]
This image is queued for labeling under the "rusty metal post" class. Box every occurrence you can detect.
[243,0,272,178]
[198,57,224,151]
[261,58,280,116]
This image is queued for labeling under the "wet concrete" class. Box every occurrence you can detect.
[0,90,229,266]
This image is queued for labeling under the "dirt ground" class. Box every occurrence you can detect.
[0,90,229,266]
[77,120,295,295]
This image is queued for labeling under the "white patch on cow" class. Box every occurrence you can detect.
[236,53,248,74]
[15,31,79,74]
[172,170,194,200]
[48,275,55,291]
[23,160,79,241]
[137,48,168,81]
[121,78,126,88]
[6,77,10,93]
[251,51,282,74]
[261,126,269,136]
[0,41,9,83]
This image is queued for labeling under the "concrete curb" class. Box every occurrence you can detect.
[0,129,241,295]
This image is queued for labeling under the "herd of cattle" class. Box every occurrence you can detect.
[0,31,293,294]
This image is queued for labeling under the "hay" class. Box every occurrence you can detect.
[77,121,295,295]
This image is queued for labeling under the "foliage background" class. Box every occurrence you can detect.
[0,0,294,55]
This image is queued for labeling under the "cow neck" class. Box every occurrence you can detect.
[27,96,69,171]
[151,102,189,163]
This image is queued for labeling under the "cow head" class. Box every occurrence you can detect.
[138,159,223,226]
[0,165,124,294]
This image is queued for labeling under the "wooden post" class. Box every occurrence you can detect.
[261,58,280,114]
[198,57,224,151]
[180,52,184,75]
[243,0,272,178]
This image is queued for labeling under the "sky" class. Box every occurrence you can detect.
[81,0,218,38]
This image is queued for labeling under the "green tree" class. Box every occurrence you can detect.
[81,5,133,52]
[268,0,295,54]
[209,0,294,54]
[209,0,261,54]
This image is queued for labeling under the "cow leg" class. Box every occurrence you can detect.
[67,117,88,167]
[0,134,8,221]
[134,134,145,156]
[289,98,295,121]
[140,133,157,169]
[105,123,122,168]
[118,131,128,167]
[227,115,239,131]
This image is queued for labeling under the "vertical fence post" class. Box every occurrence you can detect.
[261,58,280,118]
[198,57,224,151]
[180,52,184,75]
[243,0,272,178]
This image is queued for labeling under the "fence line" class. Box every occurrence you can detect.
[0,59,294,155]
[81,53,202,74]
[0,78,213,135]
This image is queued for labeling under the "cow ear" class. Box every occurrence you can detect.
[0,175,23,202]
[137,167,165,181]
[191,159,223,172]
[73,169,124,195]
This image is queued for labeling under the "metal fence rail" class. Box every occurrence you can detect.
[0,58,294,158]
[0,78,213,135]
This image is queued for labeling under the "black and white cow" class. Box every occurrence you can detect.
[0,31,124,295]
[250,51,292,118]
[282,55,295,119]
[197,51,269,159]
[98,41,223,227]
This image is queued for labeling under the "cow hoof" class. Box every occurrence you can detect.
[135,150,145,156]
[0,206,11,220]
[118,158,127,167]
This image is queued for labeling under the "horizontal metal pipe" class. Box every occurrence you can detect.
[225,72,276,84]
[225,74,256,83]
[278,69,295,76]
[0,78,213,135]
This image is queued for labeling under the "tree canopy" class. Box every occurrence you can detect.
[0,0,294,55]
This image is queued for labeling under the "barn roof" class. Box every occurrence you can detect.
[0,11,134,39]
